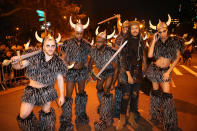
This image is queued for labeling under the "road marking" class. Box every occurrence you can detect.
[171,79,176,88]
[180,65,197,77]
[173,67,183,75]
[193,66,197,69]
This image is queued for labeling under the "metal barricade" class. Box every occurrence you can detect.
[0,63,29,91]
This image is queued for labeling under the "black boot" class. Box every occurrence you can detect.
[80,92,89,124]
[97,89,104,114]
[75,92,89,127]
[113,86,122,118]
[39,108,56,131]
[162,93,181,131]
[59,97,73,131]
[75,93,81,125]
[17,112,39,131]
[150,90,162,125]
[94,94,113,131]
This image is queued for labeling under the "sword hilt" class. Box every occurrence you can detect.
[17,51,23,67]
[95,74,101,80]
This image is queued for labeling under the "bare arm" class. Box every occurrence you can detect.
[163,50,181,80]
[57,74,65,106]
[88,57,93,73]
[61,53,69,66]
[168,50,181,73]
[11,55,29,70]
[143,50,147,71]
[116,14,121,34]
[148,33,159,58]
[112,61,118,85]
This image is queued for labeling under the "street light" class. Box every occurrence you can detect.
[139,24,144,29]
[16,27,19,31]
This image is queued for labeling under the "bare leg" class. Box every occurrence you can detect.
[19,102,34,119]
[42,102,51,113]
[17,102,39,130]
[152,82,159,91]
[78,79,86,94]
[160,82,170,93]
[66,80,75,98]
[103,76,113,94]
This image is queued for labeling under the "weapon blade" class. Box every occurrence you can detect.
[95,40,128,79]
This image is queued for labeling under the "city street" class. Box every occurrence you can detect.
[0,53,197,131]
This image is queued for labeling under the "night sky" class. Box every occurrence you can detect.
[80,0,180,25]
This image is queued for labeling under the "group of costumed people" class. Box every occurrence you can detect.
[6,13,186,131]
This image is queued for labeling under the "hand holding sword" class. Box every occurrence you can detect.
[2,50,75,69]
[92,40,128,80]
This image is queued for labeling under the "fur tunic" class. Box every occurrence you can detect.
[61,37,91,82]
[146,36,184,83]
[90,46,118,78]
[25,51,67,85]
[61,37,91,63]
[153,36,184,61]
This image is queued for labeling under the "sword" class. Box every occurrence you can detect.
[3,50,41,65]
[98,14,118,25]
[95,40,128,80]
[2,48,74,69]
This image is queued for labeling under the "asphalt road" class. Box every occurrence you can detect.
[0,54,197,131]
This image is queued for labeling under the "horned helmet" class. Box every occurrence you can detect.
[95,26,116,42]
[149,14,171,30]
[69,16,90,32]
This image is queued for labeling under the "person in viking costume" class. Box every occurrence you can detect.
[60,16,91,130]
[113,14,130,118]
[12,31,66,131]
[116,20,147,130]
[147,14,183,131]
[88,26,118,130]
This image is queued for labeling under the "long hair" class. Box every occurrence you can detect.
[120,25,131,40]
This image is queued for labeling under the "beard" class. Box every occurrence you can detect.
[131,32,139,37]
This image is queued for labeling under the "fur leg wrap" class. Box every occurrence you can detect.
[94,94,113,130]
[75,92,89,126]
[17,112,39,131]
[150,90,162,124]
[97,89,104,114]
[161,93,179,131]
[59,97,73,131]
[39,108,56,131]
[113,86,122,118]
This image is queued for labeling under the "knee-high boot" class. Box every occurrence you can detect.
[94,94,113,130]
[113,86,122,118]
[17,112,39,131]
[80,92,89,123]
[150,90,162,124]
[97,89,104,114]
[75,92,89,126]
[59,97,73,131]
[39,108,56,131]
[161,93,180,131]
